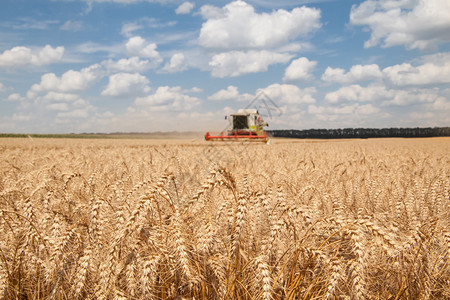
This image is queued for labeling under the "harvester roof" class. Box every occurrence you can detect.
[231,109,259,116]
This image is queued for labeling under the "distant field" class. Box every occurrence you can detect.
[0,137,449,299]
[0,132,203,140]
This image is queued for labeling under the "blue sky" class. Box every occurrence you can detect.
[1,0,449,133]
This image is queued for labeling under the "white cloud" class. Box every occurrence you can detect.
[324,83,445,109]
[321,52,450,88]
[333,105,357,115]
[125,36,163,65]
[382,52,450,86]
[57,109,90,119]
[307,104,324,115]
[115,109,229,133]
[134,86,200,111]
[60,20,83,31]
[198,1,321,50]
[0,45,64,67]
[356,104,380,115]
[34,91,91,108]
[257,83,316,105]
[277,42,304,53]
[322,64,382,84]
[13,114,31,121]
[121,23,142,37]
[75,42,122,55]
[209,50,292,77]
[283,57,317,82]
[382,88,441,106]
[121,18,177,37]
[176,2,194,14]
[325,84,391,103]
[35,45,65,65]
[10,86,96,129]
[208,85,238,101]
[12,18,58,30]
[43,92,80,102]
[7,93,25,102]
[48,96,94,120]
[28,64,103,96]
[199,5,223,19]
[208,85,253,102]
[186,86,203,93]
[433,97,450,111]
[308,103,380,116]
[46,103,69,111]
[101,73,150,97]
[408,111,436,123]
[103,57,156,72]
[161,53,188,73]
[350,0,450,50]
[0,82,4,92]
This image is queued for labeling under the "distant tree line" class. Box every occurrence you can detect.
[267,127,450,139]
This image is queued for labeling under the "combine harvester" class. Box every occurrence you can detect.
[205,109,269,143]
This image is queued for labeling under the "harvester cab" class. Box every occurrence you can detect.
[205,109,269,142]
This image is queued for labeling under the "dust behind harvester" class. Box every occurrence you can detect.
[205,109,268,142]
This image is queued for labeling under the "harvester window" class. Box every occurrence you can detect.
[233,115,248,129]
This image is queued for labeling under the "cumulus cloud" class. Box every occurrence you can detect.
[46,103,69,111]
[199,5,223,19]
[198,1,321,50]
[350,0,450,50]
[57,109,90,119]
[283,57,317,82]
[308,103,380,116]
[28,64,103,97]
[134,86,200,111]
[322,64,382,84]
[208,85,253,102]
[356,103,380,115]
[382,88,441,106]
[257,84,316,105]
[325,84,391,103]
[324,83,445,109]
[176,2,194,14]
[161,53,188,73]
[51,96,94,120]
[12,114,31,121]
[0,45,64,67]
[126,36,163,65]
[433,97,450,111]
[7,93,25,102]
[209,50,292,77]
[382,52,450,86]
[16,86,96,127]
[103,57,157,72]
[321,52,450,87]
[101,73,150,97]
[43,92,80,102]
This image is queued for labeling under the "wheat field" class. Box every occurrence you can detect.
[0,137,449,299]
